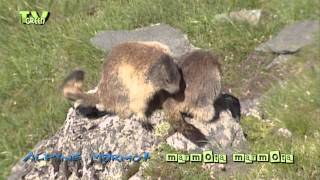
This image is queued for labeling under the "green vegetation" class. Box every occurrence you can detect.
[0,0,319,179]
[237,45,320,179]
[244,43,320,179]
[144,144,211,179]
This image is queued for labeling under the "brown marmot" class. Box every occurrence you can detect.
[161,49,222,146]
[165,50,222,120]
[62,41,181,130]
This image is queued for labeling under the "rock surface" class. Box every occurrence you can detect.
[214,9,262,25]
[8,107,245,180]
[256,20,319,53]
[167,111,247,154]
[277,128,292,138]
[229,9,262,25]
[90,23,197,58]
[266,54,293,70]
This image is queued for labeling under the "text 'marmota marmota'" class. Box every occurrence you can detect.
[62,41,181,130]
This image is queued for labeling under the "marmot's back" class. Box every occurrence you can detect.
[176,50,222,122]
[96,41,181,119]
[101,41,171,75]
[160,50,222,146]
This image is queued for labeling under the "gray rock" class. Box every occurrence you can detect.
[240,98,262,119]
[8,109,162,180]
[214,9,262,25]
[256,20,320,53]
[9,107,246,179]
[167,111,247,154]
[266,54,293,70]
[229,9,262,25]
[166,111,247,175]
[277,128,292,138]
[90,23,197,58]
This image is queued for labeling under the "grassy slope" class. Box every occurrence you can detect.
[0,0,319,179]
[238,44,320,179]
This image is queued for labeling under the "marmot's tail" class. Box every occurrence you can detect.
[62,69,99,107]
[169,113,208,147]
[212,93,241,122]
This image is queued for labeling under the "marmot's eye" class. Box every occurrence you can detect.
[165,79,170,83]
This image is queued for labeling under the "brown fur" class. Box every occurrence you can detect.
[62,41,181,129]
[165,49,222,121]
[162,50,222,145]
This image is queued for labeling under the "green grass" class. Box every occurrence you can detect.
[0,0,319,179]
[144,144,211,179]
[237,45,320,179]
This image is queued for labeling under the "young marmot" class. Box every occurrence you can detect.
[62,41,181,130]
[162,50,242,146]
[165,50,222,119]
[161,50,222,146]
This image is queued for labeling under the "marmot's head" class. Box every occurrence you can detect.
[148,54,181,94]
